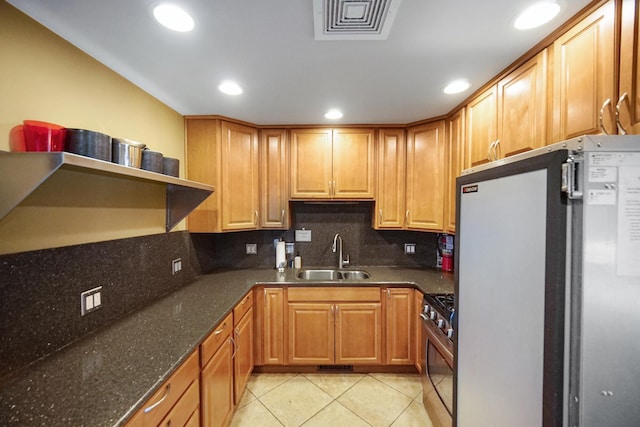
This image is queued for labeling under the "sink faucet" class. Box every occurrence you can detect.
[332,233,350,269]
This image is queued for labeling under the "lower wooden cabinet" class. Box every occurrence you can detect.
[286,287,382,365]
[233,304,253,405]
[126,351,200,427]
[200,318,234,427]
[384,288,414,365]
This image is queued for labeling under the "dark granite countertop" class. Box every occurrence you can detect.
[0,267,453,426]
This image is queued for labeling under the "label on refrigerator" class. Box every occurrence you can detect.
[617,166,640,277]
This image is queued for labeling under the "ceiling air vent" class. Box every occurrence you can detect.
[313,0,403,40]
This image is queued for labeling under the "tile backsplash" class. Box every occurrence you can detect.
[0,231,198,381]
[192,202,442,272]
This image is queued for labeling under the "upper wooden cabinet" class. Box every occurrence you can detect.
[290,128,375,200]
[497,49,548,156]
[406,121,446,232]
[551,0,616,141]
[444,109,464,234]
[465,85,497,168]
[618,0,640,134]
[259,129,289,229]
[186,119,259,232]
[374,128,406,229]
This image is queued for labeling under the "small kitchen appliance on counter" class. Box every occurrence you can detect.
[455,135,640,427]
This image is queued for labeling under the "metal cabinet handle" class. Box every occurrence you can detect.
[213,322,227,335]
[599,98,613,135]
[230,336,237,359]
[487,140,495,161]
[235,327,241,353]
[616,93,630,135]
[494,139,501,159]
[333,180,336,197]
[280,209,285,224]
[254,210,259,225]
[405,210,410,224]
[379,209,383,224]
[143,384,171,413]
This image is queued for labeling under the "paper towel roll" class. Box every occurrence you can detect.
[275,241,286,269]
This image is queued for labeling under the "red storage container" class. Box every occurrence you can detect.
[22,120,66,151]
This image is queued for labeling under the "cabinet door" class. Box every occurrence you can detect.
[234,308,253,405]
[497,50,548,156]
[551,0,616,141]
[374,128,406,229]
[221,121,259,230]
[263,288,285,365]
[260,129,289,228]
[385,289,414,365]
[332,129,375,199]
[287,303,334,364]
[465,85,497,168]
[201,338,234,427]
[290,129,333,198]
[406,121,446,231]
[445,109,464,234]
[414,289,425,374]
[619,0,640,134]
[335,303,382,364]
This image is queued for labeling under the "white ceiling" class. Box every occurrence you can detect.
[8,0,592,125]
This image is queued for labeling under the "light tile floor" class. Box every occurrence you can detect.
[231,372,434,427]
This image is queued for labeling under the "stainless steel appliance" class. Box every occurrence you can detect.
[421,293,454,427]
[455,135,640,427]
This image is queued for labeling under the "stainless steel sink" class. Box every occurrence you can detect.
[296,269,370,280]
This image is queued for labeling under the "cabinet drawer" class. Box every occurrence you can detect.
[126,350,199,427]
[201,312,233,367]
[288,287,380,302]
[233,292,254,323]
[159,379,199,427]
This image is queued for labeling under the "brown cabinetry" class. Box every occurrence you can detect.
[465,85,497,168]
[290,128,375,199]
[444,109,464,234]
[618,0,640,134]
[384,288,414,365]
[255,287,285,366]
[286,287,382,365]
[414,289,425,374]
[405,121,446,231]
[186,119,259,232]
[374,128,406,229]
[126,351,200,427]
[551,0,616,141]
[259,129,289,229]
[233,293,254,405]
[200,312,234,427]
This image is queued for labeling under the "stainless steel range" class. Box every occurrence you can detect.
[421,293,454,427]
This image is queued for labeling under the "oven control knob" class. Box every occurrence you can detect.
[446,328,454,339]
[423,305,430,314]
[437,319,445,328]
[429,311,437,320]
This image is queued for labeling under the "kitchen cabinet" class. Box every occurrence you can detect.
[233,292,254,405]
[126,350,200,427]
[618,0,640,134]
[259,129,289,228]
[374,128,406,229]
[200,312,234,427]
[186,118,259,232]
[444,109,464,234]
[255,287,286,365]
[551,0,616,141]
[405,121,446,231]
[384,288,414,365]
[286,287,382,365]
[290,128,375,199]
[414,289,425,374]
[497,49,548,156]
[465,85,498,168]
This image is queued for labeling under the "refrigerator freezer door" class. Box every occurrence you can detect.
[456,169,548,427]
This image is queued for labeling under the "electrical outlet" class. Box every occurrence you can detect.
[404,243,416,254]
[81,286,102,316]
[246,243,257,254]
[172,258,182,275]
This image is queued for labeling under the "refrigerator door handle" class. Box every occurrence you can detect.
[561,156,584,199]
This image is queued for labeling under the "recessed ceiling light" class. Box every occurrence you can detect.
[444,80,470,95]
[153,4,195,32]
[514,1,561,30]
[324,109,343,119]
[218,81,243,95]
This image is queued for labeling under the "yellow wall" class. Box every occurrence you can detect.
[0,2,188,253]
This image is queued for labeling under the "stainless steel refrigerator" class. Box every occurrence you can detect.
[454,135,640,427]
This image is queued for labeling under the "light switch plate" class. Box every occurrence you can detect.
[81,286,103,316]
[404,243,416,254]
